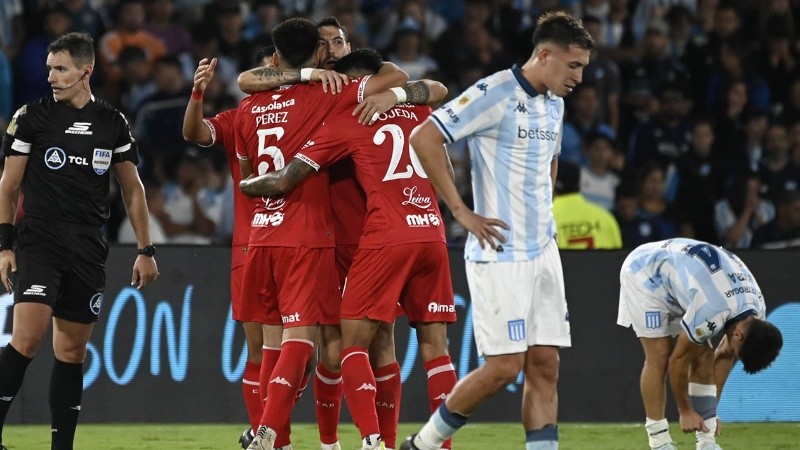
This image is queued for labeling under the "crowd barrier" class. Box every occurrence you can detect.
[2,246,797,423]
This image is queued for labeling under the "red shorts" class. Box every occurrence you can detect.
[341,242,456,324]
[335,244,358,290]
[231,246,269,324]
[240,246,339,327]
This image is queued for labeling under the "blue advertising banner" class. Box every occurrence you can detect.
[1,247,797,423]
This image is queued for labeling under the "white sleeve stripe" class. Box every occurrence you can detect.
[200,119,216,148]
[10,140,31,154]
[357,75,372,103]
[294,153,320,171]
[114,143,132,153]
[236,154,250,160]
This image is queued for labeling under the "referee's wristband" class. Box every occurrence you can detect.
[390,87,407,103]
[0,223,13,251]
[300,68,314,82]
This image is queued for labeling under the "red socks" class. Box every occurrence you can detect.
[374,362,401,449]
[341,347,380,438]
[259,340,314,442]
[314,363,343,445]
[242,361,263,432]
[424,355,457,449]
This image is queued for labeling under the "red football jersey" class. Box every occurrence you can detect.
[204,109,253,255]
[236,83,345,248]
[329,158,366,246]
[296,98,445,248]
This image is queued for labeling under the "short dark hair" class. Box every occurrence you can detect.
[118,46,147,66]
[317,16,349,42]
[48,32,95,67]
[533,11,594,51]
[254,45,275,66]
[272,18,320,69]
[332,48,382,76]
[739,319,783,374]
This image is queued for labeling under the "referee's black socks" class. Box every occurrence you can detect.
[0,344,33,444]
[50,359,83,450]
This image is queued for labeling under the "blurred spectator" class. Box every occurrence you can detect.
[602,0,641,64]
[621,20,688,141]
[714,172,775,248]
[553,155,622,250]
[778,78,800,125]
[742,109,769,169]
[156,148,221,244]
[682,1,741,113]
[751,190,800,248]
[63,0,106,39]
[574,0,609,22]
[145,0,192,55]
[759,122,800,202]
[209,0,254,71]
[372,0,447,51]
[14,5,72,107]
[135,55,192,180]
[581,15,623,131]
[99,0,167,101]
[0,0,23,59]
[561,83,616,167]
[710,79,749,182]
[676,118,721,243]
[633,0,696,31]
[755,15,797,113]
[628,83,691,197]
[118,46,157,116]
[613,182,668,248]
[387,18,439,81]
[636,162,682,237]
[435,0,510,85]
[705,37,771,114]
[580,132,621,210]
[178,24,241,100]
[117,180,168,244]
[243,0,283,42]
[665,4,694,59]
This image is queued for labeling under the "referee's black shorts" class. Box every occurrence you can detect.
[14,216,109,323]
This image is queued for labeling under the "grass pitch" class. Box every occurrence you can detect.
[3,422,799,449]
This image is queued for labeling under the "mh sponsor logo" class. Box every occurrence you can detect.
[252,212,284,227]
[406,213,440,227]
[518,126,559,141]
[427,302,455,313]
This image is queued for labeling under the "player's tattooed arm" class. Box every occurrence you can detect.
[239,159,315,197]
[237,67,301,94]
[403,80,431,104]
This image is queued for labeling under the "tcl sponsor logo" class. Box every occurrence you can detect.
[405,213,440,227]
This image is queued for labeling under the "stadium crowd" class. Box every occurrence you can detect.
[1,0,800,249]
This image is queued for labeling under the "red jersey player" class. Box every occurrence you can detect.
[239,48,456,450]
[182,50,273,448]
[235,19,407,450]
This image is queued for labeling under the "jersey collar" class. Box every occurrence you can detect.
[511,64,539,98]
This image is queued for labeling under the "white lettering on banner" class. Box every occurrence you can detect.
[401,186,432,209]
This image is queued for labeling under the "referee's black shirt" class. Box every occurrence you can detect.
[1,95,140,226]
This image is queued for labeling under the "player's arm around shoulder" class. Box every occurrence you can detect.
[354,79,448,125]
[113,161,158,289]
[239,158,316,197]
[0,155,27,293]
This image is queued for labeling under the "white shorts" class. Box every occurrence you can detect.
[617,257,681,339]
[466,239,570,356]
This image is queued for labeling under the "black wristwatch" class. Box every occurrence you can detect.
[136,244,156,257]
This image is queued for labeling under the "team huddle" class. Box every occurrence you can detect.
[0,10,785,450]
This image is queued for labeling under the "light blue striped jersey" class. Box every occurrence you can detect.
[430,65,563,262]
[625,238,766,344]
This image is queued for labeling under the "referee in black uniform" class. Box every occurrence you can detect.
[0,32,158,450]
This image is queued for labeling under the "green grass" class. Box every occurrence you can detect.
[3,422,799,449]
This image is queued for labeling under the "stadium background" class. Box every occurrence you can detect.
[2,247,797,424]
